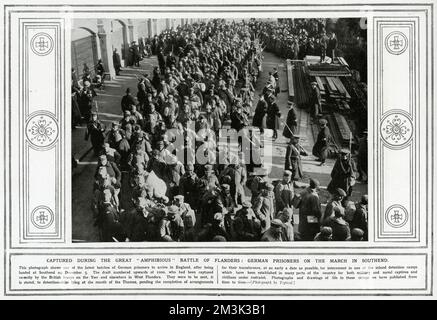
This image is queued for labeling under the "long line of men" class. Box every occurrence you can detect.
[75,19,368,242]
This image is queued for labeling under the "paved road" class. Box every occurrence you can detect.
[71,51,367,241]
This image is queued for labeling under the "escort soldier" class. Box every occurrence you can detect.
[284,135,308,182]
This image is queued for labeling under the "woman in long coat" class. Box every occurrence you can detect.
[283,101,298,139]
[266,97,281,139]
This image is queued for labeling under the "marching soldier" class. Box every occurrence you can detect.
[284,135,308,182]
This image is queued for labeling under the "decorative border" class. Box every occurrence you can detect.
[375,19,419,240]
[2,3,434,297]
[18,21,65,242]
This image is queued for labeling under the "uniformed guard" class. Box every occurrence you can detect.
[284,135,308,182]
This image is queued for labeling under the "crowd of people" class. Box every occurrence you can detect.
[259,19,338,62]
[72,19,368,242]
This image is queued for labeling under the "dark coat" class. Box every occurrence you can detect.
[266,102,280,130]
[252,99,267,128]
[283,108,297,138]
[285,143,307,180]
[327,158,356,195]
[312,126,332,160]
[297,187,322,240]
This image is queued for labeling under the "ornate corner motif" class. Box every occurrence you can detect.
[380,110,413,149]
[385,205,409,228]
[30,206,54,229]
[30,32,54,56]
[385,31,408,55]
[25,112,59,150]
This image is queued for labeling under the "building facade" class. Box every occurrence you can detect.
[71,18,202,79]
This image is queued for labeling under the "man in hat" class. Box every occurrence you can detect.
[159,205,184,242]
[217,184,236,214]
[298,178,322,241]
[85,112,105,155]
[274,170,295,214]
[277,208,294,241]
[252,93,267,133]
[174,195,196,241]
[200,164,220,191]
[266,95,281,140]
[285,135,308,182]
[179,163,199,209]
[130,41,140,67]
[97,189,126,242]
[283,101,298,139]
[309,81,322,120]
[123,197,150,242]
[323,188,346,224]
[219,156,247,205]
[121,88,137,113]
[234,201,261,241]
[164,154,185,197]
[249,166,268,205]
[314,226,333,241]
[261,219,283,241]
[327,148,356,197]
[322,206,351,241]
[253,183,276,234]
[312,118,332,166]
[102,142,121,167]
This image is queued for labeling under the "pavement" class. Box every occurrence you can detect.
[71,51,367,242]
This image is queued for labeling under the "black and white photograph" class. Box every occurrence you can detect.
[71,17,368,243]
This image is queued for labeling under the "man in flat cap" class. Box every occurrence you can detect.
[322,188,346,224]
[274,170,295,214]
[322,206,351,241]
[297,178,323,241]
[174,195,196,241]
[234,201,261,241]
[312,118,332,166]
[253,183,276,234]
[200,164,221,191]
[159,205,184,242]
[327,148,357,197]
[179,163,199,210]
[285,135,308,182]
[249,166,269,205]
[277,208,294,241]
[261,219,284,241]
